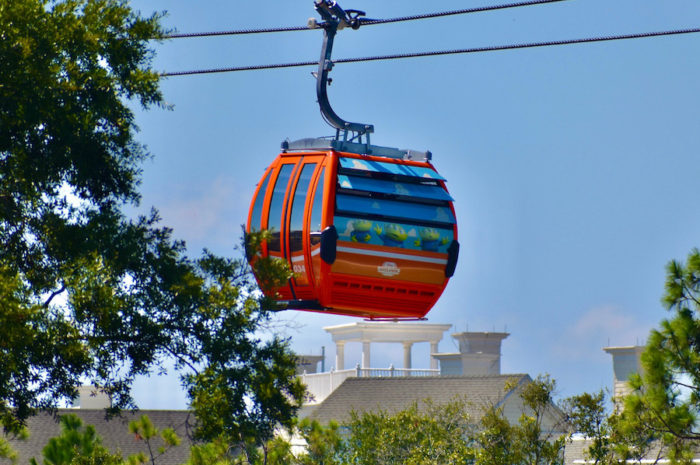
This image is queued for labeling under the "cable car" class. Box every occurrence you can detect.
[245,0,459,319]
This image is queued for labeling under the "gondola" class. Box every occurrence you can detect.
[245,1,459,319]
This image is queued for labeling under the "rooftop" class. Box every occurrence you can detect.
[6,409,194,465]
[308,374,530,424]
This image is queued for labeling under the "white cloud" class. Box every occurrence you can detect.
[152,176,246,253]
[553,305,652,362]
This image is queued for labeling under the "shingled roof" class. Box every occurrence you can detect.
[309,374,532,424]
[3,409,193,465]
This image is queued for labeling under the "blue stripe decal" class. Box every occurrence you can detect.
[339,157,446,181]
[336,195,456,225]
[337,174,454,201]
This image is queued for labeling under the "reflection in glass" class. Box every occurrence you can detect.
[336,194,456,225]
[289,164,317,252]
[309,167,325,246]
[267,164,295,252]
[249,170,272,231]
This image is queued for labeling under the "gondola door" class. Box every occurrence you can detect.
[284,155,325,301]
[261,159,298,299]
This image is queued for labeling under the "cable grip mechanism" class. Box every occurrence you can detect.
[313,0,374,143]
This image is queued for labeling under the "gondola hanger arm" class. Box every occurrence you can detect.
[313,0,374,141]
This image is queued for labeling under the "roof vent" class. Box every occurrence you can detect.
[603,345,644,410]
[73,385,111,409]
[434,332,510,376]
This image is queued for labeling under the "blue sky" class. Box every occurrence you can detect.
[127,0,700,408]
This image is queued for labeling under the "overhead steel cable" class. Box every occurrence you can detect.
[360,0,568,26]
[163,0,568,39]
[160,26,700,77]
[164,25,308,39]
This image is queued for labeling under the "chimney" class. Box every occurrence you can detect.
[295,354,324,375]
[73,385,111,409]
[603,345,644,409]
[454,332,509,375]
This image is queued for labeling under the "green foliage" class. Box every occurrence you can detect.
[0,0,303,449]
[186,437,235,465]
[342,399,473,465]
[252,436,295,465]
[0,437,19,465]
[562,390,615,464]
[185,311,306,446]
[69,447,125,465]
[515,375,566,465]
[0,426,28,465]
[474,376,565,465]
[614,248,700,462]
[244,229,293,310]
[226,376,567,465]
[127,415,180,465]
[295,418,344,465]
[28,414,122,465]
[473,407,519,465]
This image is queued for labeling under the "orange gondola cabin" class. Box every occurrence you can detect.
[245,0,459,319]
[246,139,459,320]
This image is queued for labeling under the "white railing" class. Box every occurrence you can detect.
[299,364,440,404]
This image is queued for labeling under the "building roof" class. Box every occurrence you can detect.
[309,374,531,424]
[4,409,193,465]
[324,321,452,344]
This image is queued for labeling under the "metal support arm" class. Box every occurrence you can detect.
[314,0,374,138]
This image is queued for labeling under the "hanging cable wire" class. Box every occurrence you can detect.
[361,0,567,26]
[165,24,308,39]
[163,0,568,39]
[161,26,700,77]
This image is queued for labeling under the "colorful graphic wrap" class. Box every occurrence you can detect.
[336,216,453,253]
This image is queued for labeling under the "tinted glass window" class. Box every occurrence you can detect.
[289,163,317,252]
[249,170,272,231]
[336,194,456,225]
[309,167,325,246]
[267,164,295,252]
[337,174,453,201]
[338,157,445,181]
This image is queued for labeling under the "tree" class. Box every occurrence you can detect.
[28,414,122,465]
[329,399,473,465]
[473,406,519,465]
[473,375,566,465]
[0,431,25,465]
[514,375,566,465]
[231,375,568,465]
[295,418,344,465]
[614,248,700,462]
[127,415,180,465]
[186,438,236,465]
[69,448,125,465]
[0,0,303,446]
[562,390,618,465]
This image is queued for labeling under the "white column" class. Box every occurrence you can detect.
[362,341,371,369]
[430,341,439,370]
[336,342,345,370]
[403,342,413,369]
